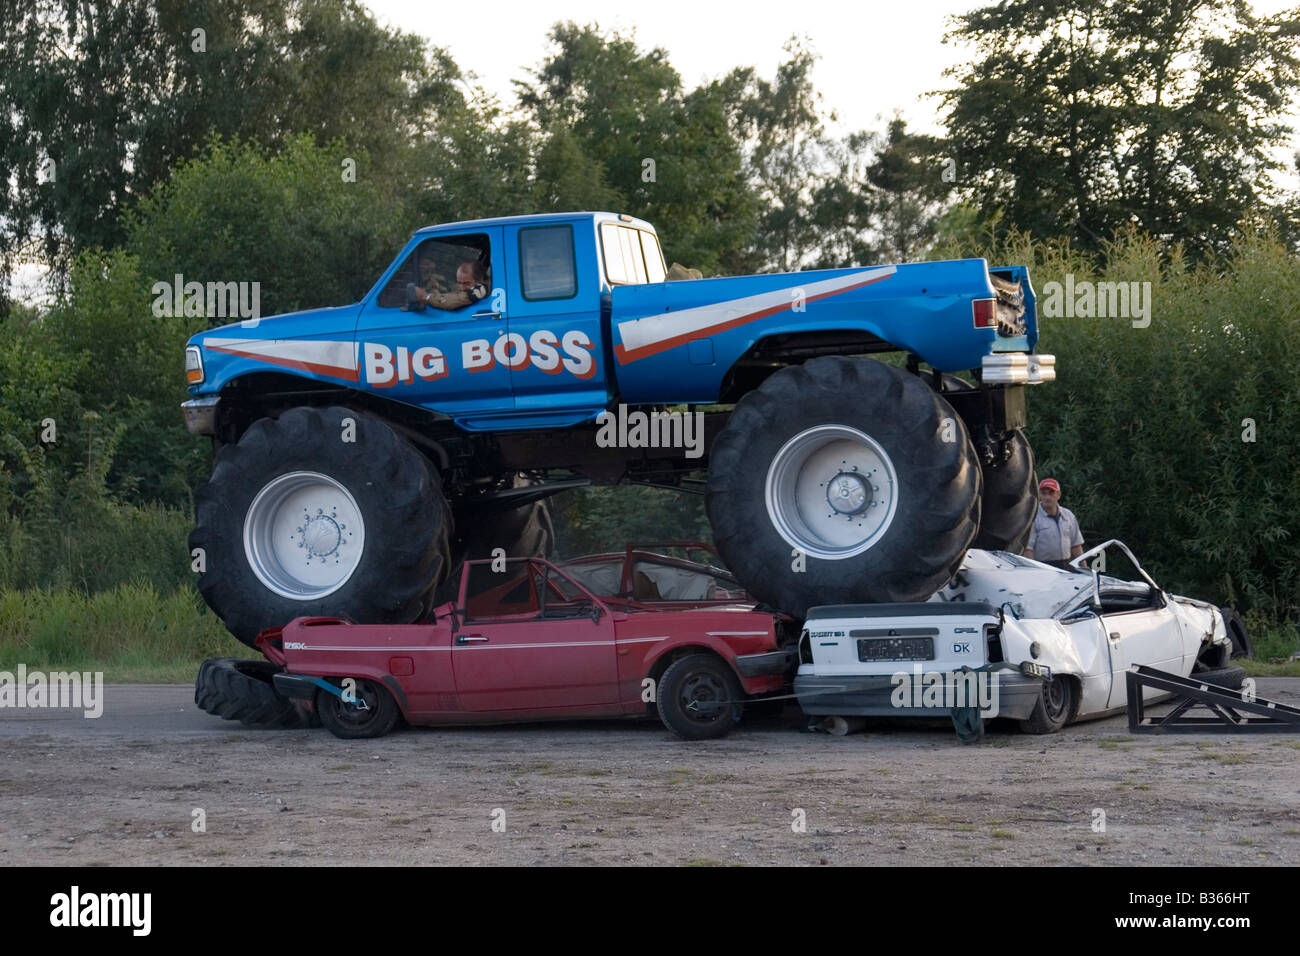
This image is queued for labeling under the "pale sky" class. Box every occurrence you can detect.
[363,0,1300,147]
[365,0,975,139]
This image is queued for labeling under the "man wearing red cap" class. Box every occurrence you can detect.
[1024,478,1084,568]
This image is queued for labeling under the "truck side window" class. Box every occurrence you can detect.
[619,227,647,284]
[603,223,660,286]
[601,223,666,286]
[376,233,491,308]
[600,223,630,285]
[639,230,667,283]
[518,225,577,300]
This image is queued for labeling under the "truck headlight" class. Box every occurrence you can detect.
[185,346,204,384]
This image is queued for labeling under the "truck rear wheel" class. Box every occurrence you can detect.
[938,376,1036,553]
[707,356,980,616]
[191,406,451,645]
[972,429,1037,552]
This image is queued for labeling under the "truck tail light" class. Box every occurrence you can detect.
[972,298,997,328]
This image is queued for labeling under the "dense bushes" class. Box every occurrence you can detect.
[942,229,1300,625]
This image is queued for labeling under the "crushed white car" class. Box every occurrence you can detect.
[794,540,1245,738]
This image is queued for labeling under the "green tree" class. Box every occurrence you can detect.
[126,135,412,317]
[0,0,460,307]
[518,22,755,273]
[717,39,831,272]
[809,119,953,268]
[940,0,1300,259]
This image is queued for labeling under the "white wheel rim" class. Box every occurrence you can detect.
[764,425,899,560]
[243,471,366,600]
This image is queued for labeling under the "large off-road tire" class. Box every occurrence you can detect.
[194,657,310,729]
[433,474,555,607]
[938,376,1036,553]
[452,474,554,563]
[707,356,982,617]
[191,406,451,645]
[972,430,1036,552]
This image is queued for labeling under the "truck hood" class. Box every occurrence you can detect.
[186,304,361,393]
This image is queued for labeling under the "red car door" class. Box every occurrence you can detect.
[451,559,619,711]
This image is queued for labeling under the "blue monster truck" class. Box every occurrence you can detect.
[182,212,1055,644]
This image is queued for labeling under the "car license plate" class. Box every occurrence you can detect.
[857,636,935,662]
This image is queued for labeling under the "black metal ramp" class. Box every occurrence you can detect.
[1127,665,1300,734]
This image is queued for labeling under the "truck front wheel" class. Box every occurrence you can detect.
[191,406,451,645]
[707,356,981,617]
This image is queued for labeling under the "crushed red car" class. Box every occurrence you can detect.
[236,548,797,740]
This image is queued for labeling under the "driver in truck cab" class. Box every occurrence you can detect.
[413,259,490,310]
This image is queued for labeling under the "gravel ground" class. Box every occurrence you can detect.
[2,681,1298,866]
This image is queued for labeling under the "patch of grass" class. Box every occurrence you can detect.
[0,584,247,681]
[953,824,976,832]
[567,841,598,849]
[991,829,1015,839]
[1244,622,1300,674]
[387,816,413,824]
[1240,659,1300,676]
[583,769,612,777]
[684,857,723,867]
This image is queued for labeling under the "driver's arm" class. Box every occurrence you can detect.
[1069,544,1083,558]
[416,284,488,311]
